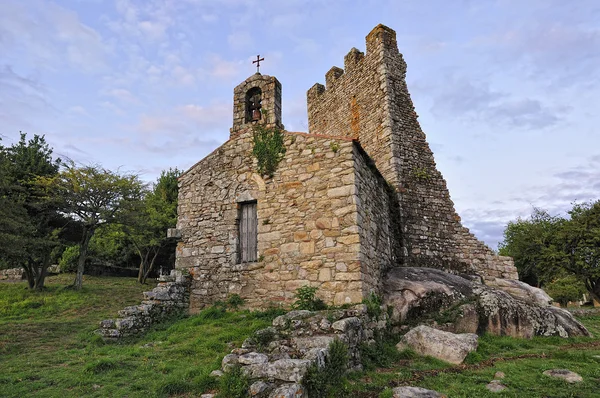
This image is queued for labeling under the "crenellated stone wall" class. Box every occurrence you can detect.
[307,24,517,280]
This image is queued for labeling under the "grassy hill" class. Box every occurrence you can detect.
[0,274,599,397]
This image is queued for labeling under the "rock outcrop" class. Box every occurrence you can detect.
[383,267,590,338]
[396,325,478,364]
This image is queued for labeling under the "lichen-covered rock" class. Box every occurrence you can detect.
[487,278,553,306]
[243,359,312,382]
[384,267,589,338]
[486,380,507,392]
[221,354,239,371]
[268,383,305,398]
[239,352,269,365]
[396,325,478,365]
[543,369,583,383]
[95,279,190,340]
[392,386,443,397]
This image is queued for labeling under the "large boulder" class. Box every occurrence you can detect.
[383,267,590,338]
[487,278,553,306]
[396,325,478,364]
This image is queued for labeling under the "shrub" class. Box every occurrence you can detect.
[362,292,383,318]
[58,245,79,273]
[252,125,286,177]
[303,339,349,398]
[226,294,245,310]
[293,285,327,311]
[545,276,587,307]
[217,365,249,398]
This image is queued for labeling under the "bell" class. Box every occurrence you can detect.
[252,108,261,121]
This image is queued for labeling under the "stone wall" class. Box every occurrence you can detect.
[0,268,24,280]
[177,131,381,310]
[307,24,517,280]
[353,144,401,293]
[231,73,282,137]
[96,271,189,339]
[215,304,388,397]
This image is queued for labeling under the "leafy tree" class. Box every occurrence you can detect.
[500,201,600,302]
[122,168,181,284]
[47,161,145,290]
[498,208,562,286]
[545,275,587,307]
[0,133,63,290]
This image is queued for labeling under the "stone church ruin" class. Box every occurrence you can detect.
[174,24,518,312]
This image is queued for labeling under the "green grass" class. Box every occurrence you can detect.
[346,315,600,398]
[0,274,273,398]
[2,275,600,398]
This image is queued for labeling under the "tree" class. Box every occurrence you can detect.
[0,133,63,290]
[498,208,562,287]
[500,201,600,302]
[545,276,587,307]
[555,201,600,302]
[49,162,145,290]
[123,168,181,284]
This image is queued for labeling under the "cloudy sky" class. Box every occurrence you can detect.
[1,0,599,248]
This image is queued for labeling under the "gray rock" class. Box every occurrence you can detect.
[331,317,361,332]
[543,369,583,383]
[268,383,306,398]
[486,380,507,392]
[210,370,224,378]
[272,311,314,328]
[243,359,312,382]
[383,267,590,338]
[291,335,335,352]
[494,371,505,379]
[250,380,271,396]
[239,352,269,365]
[396,325,478,365]
[221,354,239,371]
[487,278,553,306]
[200,394,215,398]
[392,386,442,397]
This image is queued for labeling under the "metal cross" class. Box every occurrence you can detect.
[252,54,264,73]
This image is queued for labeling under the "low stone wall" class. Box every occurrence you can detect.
[96,272,190,340]
[0,268,24,280]
[215,304,388,396]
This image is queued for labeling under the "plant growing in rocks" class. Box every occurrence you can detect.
[303,338,349,398]
[252,125,286,177]
[292,285,327,311]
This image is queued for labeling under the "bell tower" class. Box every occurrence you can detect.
[231,73,283,136]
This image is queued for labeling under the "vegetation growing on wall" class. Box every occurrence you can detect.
[252,125,286,177]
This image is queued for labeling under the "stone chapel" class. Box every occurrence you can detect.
[174,24,518,312]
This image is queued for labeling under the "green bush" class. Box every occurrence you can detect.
[303,339,349,398]
[545,275,587,307]
[58,245,79,273]
[217,365,249,398]
[226,294,245,310]
[252,125,286,177]
[362,292,383,318]
[293,285,327,311]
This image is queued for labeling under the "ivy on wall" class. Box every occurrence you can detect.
[252,125,286,177]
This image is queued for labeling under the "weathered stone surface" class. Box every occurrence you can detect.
[0,267,24,280]
[383,267,590,338]
[239,352,269,365]
[250,380,271,396]
[391,386,442,398]
[494,371,505,379]
[543,369,583,383]
[396,325,478,365]
[487,278,553,306]
[210,370,224,378]
[221,354,239,371]
[486,380,507,392]
[243,359,312,382]
[268,383,305,398]
[95,278,189,340]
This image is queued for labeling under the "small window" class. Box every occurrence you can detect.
[239,201,257,262]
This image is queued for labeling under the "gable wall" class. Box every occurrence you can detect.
[307,25,517,280]
[176,131,368,311]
